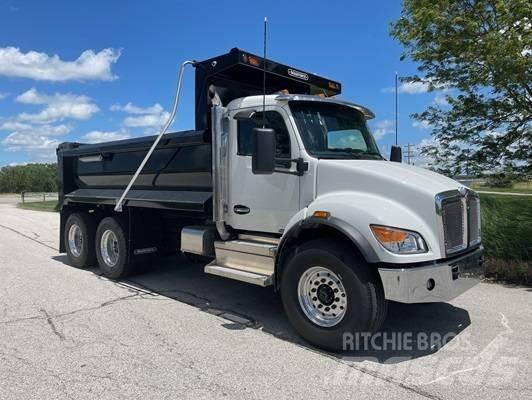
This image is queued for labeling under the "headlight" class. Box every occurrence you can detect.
[370,225,427,254]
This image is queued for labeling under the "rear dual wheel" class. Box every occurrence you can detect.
[64,213,96,268]
[64,213,132,279]
[95,217,131,279]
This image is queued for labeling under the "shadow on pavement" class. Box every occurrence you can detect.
[52,253,471,364]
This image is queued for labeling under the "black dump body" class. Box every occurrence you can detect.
[195,48,341,130]
[57,48,341,215]
[57,130,213,214]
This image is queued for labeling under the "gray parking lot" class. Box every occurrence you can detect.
[0,204,531,400]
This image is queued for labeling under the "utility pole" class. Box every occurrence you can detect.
[404,143,415,165]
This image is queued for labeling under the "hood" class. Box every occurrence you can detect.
[314,159,468,261]
[317,159,463,200]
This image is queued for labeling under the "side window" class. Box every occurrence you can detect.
[237,119,255,156]
[237,111,291,161]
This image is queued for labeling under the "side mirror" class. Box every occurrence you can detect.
[252,127,276,174]
[390,145,402,163]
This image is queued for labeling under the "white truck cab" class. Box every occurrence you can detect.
[58,48,484,351]
[218,92,483,295]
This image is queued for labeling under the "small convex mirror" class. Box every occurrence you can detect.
[390,145,402,163]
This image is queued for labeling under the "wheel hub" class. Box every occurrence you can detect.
[68,224,83,258]
[297,266,348,327]
[317,284,335,305]
[100,229,119,268]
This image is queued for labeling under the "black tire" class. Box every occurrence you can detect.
[280,239,387,351]
[95,217,131,279]
[64,213,96,268]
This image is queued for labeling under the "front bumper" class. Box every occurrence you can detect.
[377,246,485,303]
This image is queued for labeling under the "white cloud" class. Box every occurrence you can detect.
[80,130,130,144]
[382,78,451,95]
[413,138,439,168]
[0,92,9,100]
[0,121,71,136]
[371,119,395,140]
[412,120,432,130]
[2,132,61,152]
[110,102,164,115]
[0,121,31,131]
[15,88,99,123]
[0,47,120,81]
[0,117,72,155]
[112,102,170,129]
[433,94,449,106]
[123,113,170,128]
[382,81,430,94]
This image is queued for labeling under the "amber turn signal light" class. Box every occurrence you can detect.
[312,211,330,219]
[370,225,409,243]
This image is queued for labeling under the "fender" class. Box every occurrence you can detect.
[274,192,442,288]
[277,215,379,264]
[274,211,380,290]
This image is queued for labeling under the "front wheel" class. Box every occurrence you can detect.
[280,239,387,351]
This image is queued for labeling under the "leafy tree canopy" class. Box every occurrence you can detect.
[0,163,57,193]
[391,0,531,176]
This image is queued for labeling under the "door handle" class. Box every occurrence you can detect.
[233,205,250,215]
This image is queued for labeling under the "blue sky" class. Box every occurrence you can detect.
[0,0,443,166]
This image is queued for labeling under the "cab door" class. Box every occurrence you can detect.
[226,107,300,234]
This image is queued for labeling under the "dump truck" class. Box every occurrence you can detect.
[57,48,484,351]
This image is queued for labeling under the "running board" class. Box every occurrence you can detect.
[204,264,273,287]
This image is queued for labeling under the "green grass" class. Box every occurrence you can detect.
[471,183,532,194]
[480,193,532,284]
[18,200,58,212]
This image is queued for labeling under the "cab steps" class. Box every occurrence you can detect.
[204,264,273,286]
[204,236,279,287]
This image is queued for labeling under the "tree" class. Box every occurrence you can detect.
[0,164,58,193]
[391,0,532,176]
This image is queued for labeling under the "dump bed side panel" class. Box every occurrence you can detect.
[57,130,213,214]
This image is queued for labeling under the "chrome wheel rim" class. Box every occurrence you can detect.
[298,266,348,327]
[67,224,83,258]
[100,230,119,268]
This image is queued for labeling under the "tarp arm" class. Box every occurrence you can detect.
[114,60,196,212]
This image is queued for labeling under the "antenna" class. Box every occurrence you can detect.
[395,71,398,145]
[262,17,267,128]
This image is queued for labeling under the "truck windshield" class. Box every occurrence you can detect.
[289,101,382,160]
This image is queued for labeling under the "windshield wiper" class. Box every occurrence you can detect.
[328,148,364,154]
[329,148,383,158]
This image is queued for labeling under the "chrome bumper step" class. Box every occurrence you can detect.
[204,238,277,286]
[205,263,273,286]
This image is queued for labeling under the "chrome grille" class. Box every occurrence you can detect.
[468,196,481,245]
[441,196,466,254]
[436,189,482,256]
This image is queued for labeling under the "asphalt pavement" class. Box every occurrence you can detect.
[0,204,531,400]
